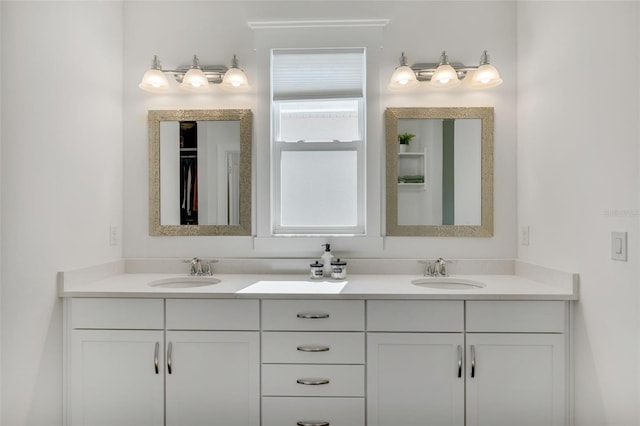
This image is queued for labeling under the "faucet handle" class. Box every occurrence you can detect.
[183,257,202,276]
[427,262,435,276]
[419,260,434,276]
[202,260,218,276]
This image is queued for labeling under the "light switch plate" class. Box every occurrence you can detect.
[611,232,627,261]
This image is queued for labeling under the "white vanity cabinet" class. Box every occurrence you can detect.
[65,290,571,426]
[69,298,164,426]
[261,299,366,426]
[465,301,567,426]
[367,300,569,426]
[70,328,164,426]
[164,299,260,426]
[66,298,260,426]
[367,301,465,426]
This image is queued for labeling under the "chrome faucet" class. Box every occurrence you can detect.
[422,258,449,277]
[187,257,217,276]
[434,258,448,277]
[189,257,203,276]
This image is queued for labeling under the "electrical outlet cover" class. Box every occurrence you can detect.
[611,232,627,261]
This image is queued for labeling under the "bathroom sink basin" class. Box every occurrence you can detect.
[411,277,485,290]
[148,276,221,289]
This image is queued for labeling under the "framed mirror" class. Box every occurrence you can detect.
[385,107,493,237]
[149,109,252,236]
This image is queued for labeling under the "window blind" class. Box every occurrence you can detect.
[271,48,365,101]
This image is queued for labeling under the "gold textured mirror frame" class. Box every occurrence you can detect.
[386,107,494,237]
[149,109,252,236]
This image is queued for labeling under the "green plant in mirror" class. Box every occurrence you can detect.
[398,132,415,145]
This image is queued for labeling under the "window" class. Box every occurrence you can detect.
[271,48,366,235]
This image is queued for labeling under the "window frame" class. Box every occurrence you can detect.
[270,50,367,236]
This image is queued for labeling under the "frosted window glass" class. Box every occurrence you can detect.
[277,100,361,142]
[280,151,358,227]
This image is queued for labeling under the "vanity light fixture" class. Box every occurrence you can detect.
[469,50,503,89]
[220,55,250,92]
[389,50,502,90]
[429,51,461,88]
[138,54,250,93]
[388,52,419,90]
[180,55,210,92]
[138,55,170,93]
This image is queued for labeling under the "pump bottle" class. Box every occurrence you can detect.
[320,244,334,277]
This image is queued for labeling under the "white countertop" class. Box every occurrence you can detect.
[58,264,579,300]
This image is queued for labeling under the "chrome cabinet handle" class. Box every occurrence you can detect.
[297,313,330,319]
[297,422,330,426]
[457,345,463,378]
[167,342,173,375]
[470,345,476,378]
[154,342,159,375]
[296,378,330,385]
[297,345,330,352]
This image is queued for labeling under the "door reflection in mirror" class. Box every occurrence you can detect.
[160,120,241,226]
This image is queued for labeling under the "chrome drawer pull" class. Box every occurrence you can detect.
[297,422,330,426]
[296,378,330,385]
[470,345,476,378]
[457,345,463,378]
[297,345,330,352]
[297,313,330,319]
[154,342,160,375]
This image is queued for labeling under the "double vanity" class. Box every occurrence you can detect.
[60,259,578,426]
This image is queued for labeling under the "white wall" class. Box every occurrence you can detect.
[15,1,637,424]
[0,2,3,419]
[123,0,518,260]
[0,2,124,424]
[517,2,640,425]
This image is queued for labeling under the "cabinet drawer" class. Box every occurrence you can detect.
[166,299,259,330]
[262,364,364,397]
[262,300,364,331]
[466,301,566,333]
[367,300,464,332]
[71,298,163,329]
[262,397,364,426]
[262,332,364,364]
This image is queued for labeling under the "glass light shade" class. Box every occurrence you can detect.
[388,65,419,90]
[180,68,210,92]
[221,67,250,92]
[139,69,170,92]
[470,63,503,88]
[429,64,461,88]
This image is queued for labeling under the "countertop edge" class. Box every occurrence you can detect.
[58,259,580,301]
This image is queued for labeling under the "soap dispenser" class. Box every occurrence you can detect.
[320,244,334,277]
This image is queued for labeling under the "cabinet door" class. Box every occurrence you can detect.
[70,330,164,426]
[367,333,464,426]
[165,331,260,426]
[466,333,565,426]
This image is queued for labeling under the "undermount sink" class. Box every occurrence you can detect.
[148,276,221,289]
[411,277,485,290]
